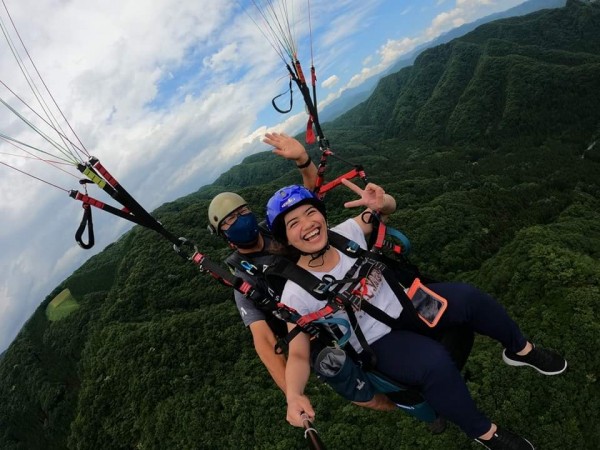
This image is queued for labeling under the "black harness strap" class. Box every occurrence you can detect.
[191,250,265,301]
[75,203,94,249]
[330,228,424,286]
[341,300,378,368]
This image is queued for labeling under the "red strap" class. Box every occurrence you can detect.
[374,221,386,250]
[306,116,316,144]
[297,304,335,327]
[91,160,118,187]
[192,252,204,265]
[76,192,106,209]
[295,60,306,84]
[239,281,253,295]
[352,278,368,297]
[318,168,361,195]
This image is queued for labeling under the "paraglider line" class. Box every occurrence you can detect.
[0,0,89,160]
[0,159,68,192]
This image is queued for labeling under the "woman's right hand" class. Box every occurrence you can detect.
[286,394,315,427]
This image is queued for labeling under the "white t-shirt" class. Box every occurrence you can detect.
[281,218,403,352]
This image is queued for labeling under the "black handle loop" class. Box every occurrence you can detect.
[75,203,94,249]
[272,77,293,113]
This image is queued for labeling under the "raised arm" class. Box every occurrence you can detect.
[341,178,397,236]
[264,132,318,190]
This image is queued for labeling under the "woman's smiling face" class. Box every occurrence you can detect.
[284,203,328,253]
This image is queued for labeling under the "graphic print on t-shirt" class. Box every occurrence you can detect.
[352,261,384,302]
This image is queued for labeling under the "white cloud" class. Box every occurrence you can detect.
[321,75,339,89]
[427,10,467,39]
[379,37,420,65]
[425,0,521,40]
[457,0,494,6]
[203,43,239,72]
[343,36,420,90]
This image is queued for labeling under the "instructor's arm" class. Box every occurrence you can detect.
[249,320,287,392]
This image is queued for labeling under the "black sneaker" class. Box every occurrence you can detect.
[475,427,535,450]
[503,344,567,375]
[427,416,446,434]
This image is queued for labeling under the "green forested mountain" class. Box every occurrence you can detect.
[1,1,599,449]
[340,0,600,146]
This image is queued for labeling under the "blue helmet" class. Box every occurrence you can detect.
[266,185,326,243]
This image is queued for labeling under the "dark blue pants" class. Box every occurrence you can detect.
[370,282,528,438]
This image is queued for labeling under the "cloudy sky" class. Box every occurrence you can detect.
[0,0,527,352]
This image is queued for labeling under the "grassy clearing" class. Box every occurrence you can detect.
[46,288,80,322]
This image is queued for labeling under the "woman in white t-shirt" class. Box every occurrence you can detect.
[265,180,567,450]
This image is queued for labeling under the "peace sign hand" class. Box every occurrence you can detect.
[341,178,386,212]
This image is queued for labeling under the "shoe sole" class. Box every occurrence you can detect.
[502,350,567,375]
[475,435,535,449]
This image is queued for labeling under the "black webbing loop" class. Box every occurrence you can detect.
[272,77,293,113]
[75,203,94,249]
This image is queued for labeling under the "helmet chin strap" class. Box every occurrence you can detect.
[303,242,330,268]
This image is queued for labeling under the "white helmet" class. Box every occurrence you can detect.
[207,192,247,234]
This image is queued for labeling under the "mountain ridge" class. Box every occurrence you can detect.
[318,0,568,123]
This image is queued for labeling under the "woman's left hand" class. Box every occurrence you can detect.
[341,178,386,211]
